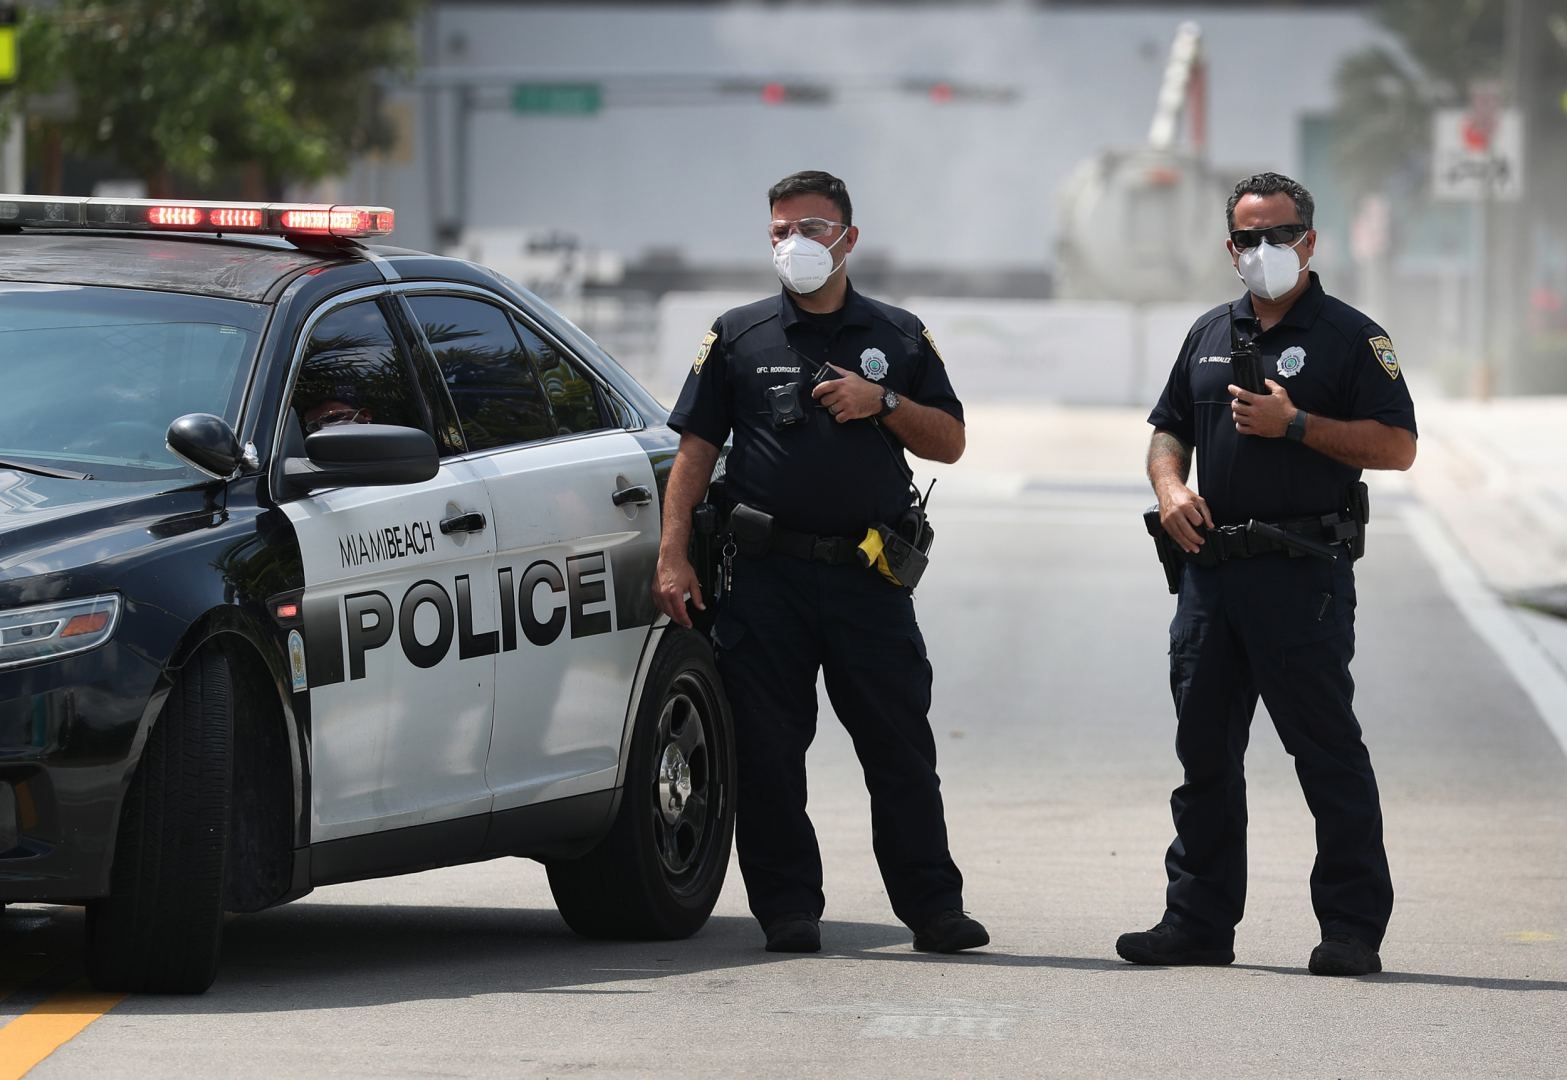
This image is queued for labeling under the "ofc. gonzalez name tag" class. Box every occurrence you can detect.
[1368,335,1400,380]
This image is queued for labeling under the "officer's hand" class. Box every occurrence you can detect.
[810,364,881,423]
[652,553,703,629]
[1229,380,1294,438]
[1158,484,1214,555]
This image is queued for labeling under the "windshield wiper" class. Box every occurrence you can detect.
[0,458,93,481]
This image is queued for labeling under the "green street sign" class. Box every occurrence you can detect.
[511,83,602,116]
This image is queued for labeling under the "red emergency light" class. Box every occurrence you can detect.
[0,195,395,241]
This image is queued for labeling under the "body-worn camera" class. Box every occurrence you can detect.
[765,363,843,430]
[1229,308,1268,396]
[765,383,808,428]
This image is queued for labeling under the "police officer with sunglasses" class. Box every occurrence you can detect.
[1120,172,1417,977]
[652,170,987,957]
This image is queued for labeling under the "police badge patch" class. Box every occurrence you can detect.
[693,330,717,374]
[922,327,945,363]
[1277,345,1307,378]
[1368,335,1400,380]
[859,347,889,381]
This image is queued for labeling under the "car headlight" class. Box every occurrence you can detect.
[0,594,122,669]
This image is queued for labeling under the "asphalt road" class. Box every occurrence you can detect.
[4,448,1565,1078]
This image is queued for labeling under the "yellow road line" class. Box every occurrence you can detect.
[0,983,125,1080]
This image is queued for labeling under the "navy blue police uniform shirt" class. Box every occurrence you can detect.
[668,283,963,537]
[1148,272,1417,526]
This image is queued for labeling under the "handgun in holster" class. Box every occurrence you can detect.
[1143,505,1184,594]
[687,501,721,632]
[857,504,934,589]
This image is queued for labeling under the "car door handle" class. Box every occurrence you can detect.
[439,510,488,535]
[612,484,653,508]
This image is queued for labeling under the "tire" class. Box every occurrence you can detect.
[86,649,233,993]
[548,627,735,939]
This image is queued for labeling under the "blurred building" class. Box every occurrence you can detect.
[352,1,1385,296]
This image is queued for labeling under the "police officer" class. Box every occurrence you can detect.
[652,170,988,955]
[1120,172,1417,977]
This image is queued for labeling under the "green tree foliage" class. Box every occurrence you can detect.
[1334,0,1567,197]
[9,0,420,194]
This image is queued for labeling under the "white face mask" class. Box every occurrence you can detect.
[772,229,848,294]
[1235,232,1310,301]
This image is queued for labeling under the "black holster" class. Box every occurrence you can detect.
[1144,506,1184,594]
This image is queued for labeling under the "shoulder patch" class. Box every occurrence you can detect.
[1368,335,1400,380]
[693,330,717,374]
[922,327,945,363]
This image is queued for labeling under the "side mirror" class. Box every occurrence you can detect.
[167,413,243,480]
[279,423,440,498]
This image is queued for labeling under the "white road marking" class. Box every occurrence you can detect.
[1401,504,1567,756]
[801,999,1028,1040]
[861,1015,1016,1040]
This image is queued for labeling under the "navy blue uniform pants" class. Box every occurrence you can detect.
[1164,552,1393,949]
[711,551,965,930]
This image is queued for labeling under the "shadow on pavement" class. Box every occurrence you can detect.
[1228,962,1567,993]
[10,904,1553,1009]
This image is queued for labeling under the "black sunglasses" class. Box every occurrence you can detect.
[1229,223,1309,250]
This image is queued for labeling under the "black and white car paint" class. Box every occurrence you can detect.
[0,198,734,993]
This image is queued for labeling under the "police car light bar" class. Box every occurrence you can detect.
[0,195,395,239]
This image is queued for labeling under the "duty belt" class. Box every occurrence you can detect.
[765,525,862,566]
[1183,513,1360,567]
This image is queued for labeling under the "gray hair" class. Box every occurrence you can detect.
[1226,172,1314,231]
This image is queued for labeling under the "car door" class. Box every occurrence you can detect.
[277,294,500,843]
[402,290,659,813]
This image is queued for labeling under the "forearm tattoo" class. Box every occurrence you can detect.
[1147,430,1192,484]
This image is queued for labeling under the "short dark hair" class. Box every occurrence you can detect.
[1226,172,1314,231]
[767,170,852,226]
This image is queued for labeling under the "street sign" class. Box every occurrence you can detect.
[1432,107,1523,201]
[511,83,601,116]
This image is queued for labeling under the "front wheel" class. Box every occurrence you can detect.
[85,648,233,993]
[548,627,735,939]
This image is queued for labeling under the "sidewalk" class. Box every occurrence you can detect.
[1403,397,1567,603]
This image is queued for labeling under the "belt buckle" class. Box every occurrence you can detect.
[1215,524,1244,561]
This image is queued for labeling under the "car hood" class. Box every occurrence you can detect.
[0,470,221,580]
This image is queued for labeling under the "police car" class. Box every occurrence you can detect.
[0,195,734,994]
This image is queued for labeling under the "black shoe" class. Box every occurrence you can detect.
[1309,934,1382,976]
[1115,922,1235,966]
[913,910,989,953]
[763,913,821,954]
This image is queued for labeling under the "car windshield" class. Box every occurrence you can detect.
[0,283,264,481]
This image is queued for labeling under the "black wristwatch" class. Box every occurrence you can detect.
[878,389,901,418]
[1285,408,1309,442]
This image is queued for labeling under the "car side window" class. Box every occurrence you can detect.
[290,300,428,437]
[407,294,556,452]
[513,318,611,436]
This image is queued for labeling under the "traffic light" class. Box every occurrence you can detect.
[720,79,833,106]
[901,79,1019,105]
